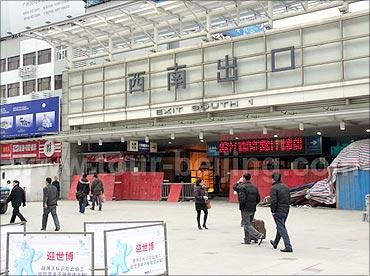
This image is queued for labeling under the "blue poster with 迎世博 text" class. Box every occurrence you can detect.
[0,97,60,139]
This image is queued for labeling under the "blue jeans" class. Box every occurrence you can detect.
[273,212,292,250]
[79,195,87,213]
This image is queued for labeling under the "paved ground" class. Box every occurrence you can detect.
[1,200,369,275]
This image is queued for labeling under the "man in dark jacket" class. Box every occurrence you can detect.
[270,172,293,252]
[6,180,27,223]
[91,174,104,211]
[41,177,60,231]
[51,176,61,199]
[233,173,264,245]
[76,174,90,213]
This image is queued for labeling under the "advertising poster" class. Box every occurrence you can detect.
[0,223,25,274]
[6,232,93,276]
[85,221,162,270]
[104,224,168,276]
[0,97,60,139]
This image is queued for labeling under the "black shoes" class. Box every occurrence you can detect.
[280,248,293,253]
[241,239,251,245]
[270,240,277,249]
[198,225,203,230]
[55,228,60,231]
[203,225,208,230]
[40,228,46,231]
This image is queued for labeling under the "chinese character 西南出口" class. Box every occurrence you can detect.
[217,55,238,83]
[128,71,145,93]
[167,63,186,91]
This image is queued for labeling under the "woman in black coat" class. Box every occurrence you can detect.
[194,178,209,230]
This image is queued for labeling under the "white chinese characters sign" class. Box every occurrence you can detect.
[104,224,167,276]
[6,233,93,276]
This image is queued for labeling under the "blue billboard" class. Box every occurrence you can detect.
[224,24,263,37]
[0,97,60,139]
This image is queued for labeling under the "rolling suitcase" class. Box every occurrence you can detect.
[252,219,266,242]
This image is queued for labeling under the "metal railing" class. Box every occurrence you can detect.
[161,183,195,201]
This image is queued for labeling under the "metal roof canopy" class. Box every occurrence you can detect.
[20,0,356,66]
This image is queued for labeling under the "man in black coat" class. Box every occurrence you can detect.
[41,177,60,231]
[51,176,61,199]
[6,180,27,223]
[76,174,90,213]
[270,172,293,252]
[233,173,264,245]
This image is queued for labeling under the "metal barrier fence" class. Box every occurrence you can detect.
[161,183,194,201]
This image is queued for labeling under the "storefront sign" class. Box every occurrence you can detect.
[104,223,168,276]
[84,221,162,270]
[0,144,12,160]
[219,137,305,155]
[0,140,61,160]
[0,223,25,274]
[0,97,60,139]
[6,232,93,276]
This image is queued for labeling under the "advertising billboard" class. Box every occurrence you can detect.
[0,96,60,139]
[0,223,25,274]
[1,1,85,37]
[6,232,94,276]
[84,221,163,270]
[104,223,168,276]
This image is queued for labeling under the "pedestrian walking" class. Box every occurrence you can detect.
[51,176,61,199]
[90,174,104,211]
[233,173,264,245]
[270,172,293,252]
[41,177,60,231]
[194,178,209,230]
[6,180,27,224]
[76,174,90,213]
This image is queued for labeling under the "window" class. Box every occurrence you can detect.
[7,55,20,71]
[0,59,6,72]
[54,74,63,90]
[23,79,36,95]
[23,52,36,66]
[37,77,51,91]
[1,85,6,98]
[56,46,67,61]
[37,49,51,64]
[7,83,20,97]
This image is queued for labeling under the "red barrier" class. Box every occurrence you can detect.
[167,184,183,202]
[113,172,164,201]
[68,174,115,201]
[229,169,328,202]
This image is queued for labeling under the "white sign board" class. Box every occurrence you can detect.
[0,223,25,274]
[85,221,162,270]
[104,224,168,276]
[6,232,94,276]
[1,1,85,37]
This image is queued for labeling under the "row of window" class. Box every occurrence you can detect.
[0,48,51,72]
[0,75,62,98]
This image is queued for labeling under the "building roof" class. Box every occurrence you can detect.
[20,0,357,64]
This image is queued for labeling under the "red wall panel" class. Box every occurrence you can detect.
[229,169,328,202]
